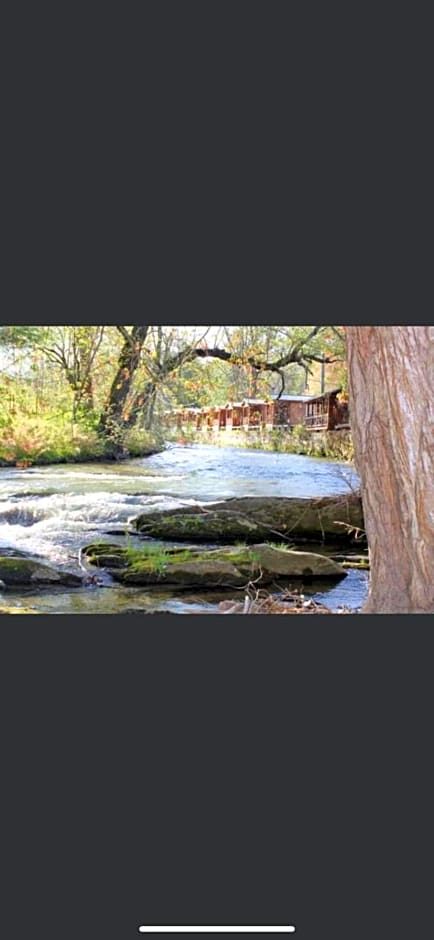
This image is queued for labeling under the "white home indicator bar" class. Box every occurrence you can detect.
[138,929,295,934]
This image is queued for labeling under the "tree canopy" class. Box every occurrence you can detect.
[0,325,347,450]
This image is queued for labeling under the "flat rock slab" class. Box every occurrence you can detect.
[133,495,364,542]
[0,556,82,587]
[83,542,346,589]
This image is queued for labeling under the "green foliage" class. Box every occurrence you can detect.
[122,543,197,575]
[121,426,165,456]
[119,542,263,575]
[0,326,49,347]
[0,413,106,465]
[125,545,170,574]
[0,324,349,465]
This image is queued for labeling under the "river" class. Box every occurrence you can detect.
[0,444,368,613]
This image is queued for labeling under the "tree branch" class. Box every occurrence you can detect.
[115,326,134,346]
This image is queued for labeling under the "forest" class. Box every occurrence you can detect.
[0,325,432,615]
[0,325,346,463]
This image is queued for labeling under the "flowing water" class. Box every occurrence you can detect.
[0,444,367,613]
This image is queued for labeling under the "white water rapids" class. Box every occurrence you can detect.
[0,444,367,612]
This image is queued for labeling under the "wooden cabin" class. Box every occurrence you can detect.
[263,400,275,427]
[209,406,220,430]
[244,399,267,427]
[224,403,233,429]
[196,408,207,430]
[304,388,342,431]
[201,406,220,430]
[165,388,350,435]
[183,407,200,426]
[273,395,313,427]
[218,407,227,429]
[196,407,207,428]
[229,403,244,429]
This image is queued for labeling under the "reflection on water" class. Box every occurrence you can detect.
[0,444,366,612]
[0,569,368,615]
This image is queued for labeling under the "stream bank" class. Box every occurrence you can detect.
[0,441,162,469]
[169,427,354,461]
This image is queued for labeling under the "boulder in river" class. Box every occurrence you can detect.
[0,555,82,587]
[133,495,364,543]
[83,542,346,588]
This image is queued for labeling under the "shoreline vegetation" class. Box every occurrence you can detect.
[0,420,163,468]
[166,426,354,462]
[0,423,354,468]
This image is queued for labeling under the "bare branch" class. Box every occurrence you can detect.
[115,326,135,346]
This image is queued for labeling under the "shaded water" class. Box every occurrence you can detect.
[0,444,367,613]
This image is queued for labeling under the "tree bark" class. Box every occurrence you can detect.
[99,326,149,438]
[346,327,434,612]
[123,381,157,430]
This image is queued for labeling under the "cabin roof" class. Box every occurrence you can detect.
[275,395,313,402]
[241,398,268,406]
[305,387,342,403]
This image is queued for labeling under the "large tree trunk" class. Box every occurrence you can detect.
[99,326,149,440]
[80,374,94,412]
[122,381,157,430]
[346,327,434,613]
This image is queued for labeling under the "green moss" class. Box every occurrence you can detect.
[122,543,198,575]
[0,557,32,575]
[86,539,337,583]
[84,540,267,578]
[84,542,125,555]
[0,556,81,585]
[202,548,258,566]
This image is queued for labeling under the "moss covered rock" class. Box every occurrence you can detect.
[82,544,129,569]
[133,495,364,543]
[0,556,82,586]
[83,541,346,589]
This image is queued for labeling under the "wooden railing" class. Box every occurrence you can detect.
[166,404,350,432]
[304,414,329,429]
